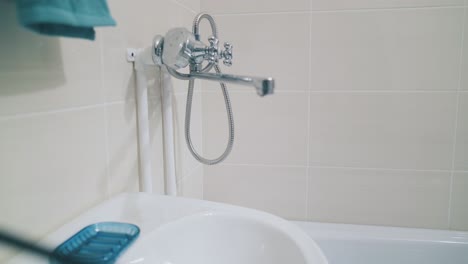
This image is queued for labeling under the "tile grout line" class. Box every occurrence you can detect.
[305,166,310,220]
[102,105,112,199]
[99,35,112,199]
[212,5,464,16]
[169,0,197,14]
[177,163,203,184]
[310,5,464,13]
[202,89,460,94]
[174,90,203,96]
[221,163,454,173]
[201,164,204,199]
[448,6,466,229]
[212,11,309,17]
[0,100,132,122]
[305,7,313,221]
[222,163,308,168]
[196,0,203,194]
[199,81,205,199]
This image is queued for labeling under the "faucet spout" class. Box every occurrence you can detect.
[152,32,275,96]
[165,67,274,96]
[189,72,275,96]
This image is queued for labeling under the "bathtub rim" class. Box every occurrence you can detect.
[292,221,468,245]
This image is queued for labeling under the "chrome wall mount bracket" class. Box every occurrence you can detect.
[152,35,164,65]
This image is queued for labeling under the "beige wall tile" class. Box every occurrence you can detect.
[148,94,167,195]
[178,165,204,199]
[310,8,463,91]
[308,168,451,229]
[201,13,310,92]
[450,172,468,231]
[106,101,140,194]
[174,92,203,180]
[204,165,307,220]
[461,8,468,91]
[309,92,457,170]
[203,92,308,166]
[200,0,309,14]
[0,108,108,261]
[166,0,199,30]
[100,46,135,102]
[312,0,463,10]
[455,93,468,170]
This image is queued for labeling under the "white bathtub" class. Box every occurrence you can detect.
[293,221,468,264]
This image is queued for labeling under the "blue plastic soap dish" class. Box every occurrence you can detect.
[51,222,140,264]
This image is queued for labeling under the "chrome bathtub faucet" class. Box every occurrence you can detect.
[151,27,273,96]
[150,12,274,166]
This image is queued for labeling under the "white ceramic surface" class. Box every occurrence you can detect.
[295,221,468,264]
[7,193,327,264]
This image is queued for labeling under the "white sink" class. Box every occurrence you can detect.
[8,193,327,264]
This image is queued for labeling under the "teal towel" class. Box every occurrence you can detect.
[16,0,116,40]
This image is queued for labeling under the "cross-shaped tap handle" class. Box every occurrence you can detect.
[221,42,233,67]
[206,36,233,67]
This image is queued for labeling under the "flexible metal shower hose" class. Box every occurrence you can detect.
[184,13,234,165]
